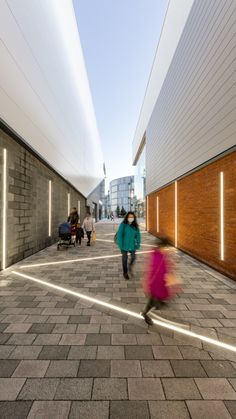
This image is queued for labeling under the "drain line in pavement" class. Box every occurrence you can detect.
[12,270,236,354]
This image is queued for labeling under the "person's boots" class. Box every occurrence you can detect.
[123,273,129,280]
[140,312,153,326]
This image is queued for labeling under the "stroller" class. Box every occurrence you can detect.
[57,222,76,250]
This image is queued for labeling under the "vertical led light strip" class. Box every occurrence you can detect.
[156,196,159,232]
[175,181,178,247]
[146,195,149,231]
[220,172,224,261]
[67,193,70,216]
[78,200,80,219]
[2,149,7,270]
[48,180,52,236]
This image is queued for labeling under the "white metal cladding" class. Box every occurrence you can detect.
[146,0,236,195]
[132,0,195,162]
[0,0,104,197]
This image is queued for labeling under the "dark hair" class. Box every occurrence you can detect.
[123,212,138,229]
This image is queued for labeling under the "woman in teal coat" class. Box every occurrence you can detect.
[117,212,141,280]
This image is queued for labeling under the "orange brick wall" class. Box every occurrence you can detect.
[147,151,236,280]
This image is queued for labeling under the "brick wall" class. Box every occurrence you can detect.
[147,151,236,280]
[0,128,86,269]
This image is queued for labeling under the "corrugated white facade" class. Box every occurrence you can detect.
[0,0,104,196]
[133,0,236,196]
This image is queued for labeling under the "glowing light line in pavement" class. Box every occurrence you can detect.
[12,270,236,353]
[96,238,156,248]
[19,250,153,269]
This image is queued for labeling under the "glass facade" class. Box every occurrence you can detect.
[134,144,146,219]
[109,176,134,214]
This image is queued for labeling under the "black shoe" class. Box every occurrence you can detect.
[87,243,90,246]
[140,313,153,326]
[123,273,129,280]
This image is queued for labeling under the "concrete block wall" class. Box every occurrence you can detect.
[0,128,86,269]
[147,150,236,280]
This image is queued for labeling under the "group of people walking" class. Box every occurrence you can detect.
[67,208,95,246]
[67,208,179,326]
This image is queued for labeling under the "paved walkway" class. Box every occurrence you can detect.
[0,221,236,418]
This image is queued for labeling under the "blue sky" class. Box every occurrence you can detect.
[73,0,168,191]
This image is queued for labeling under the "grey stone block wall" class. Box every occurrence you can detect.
[0,128,86,269]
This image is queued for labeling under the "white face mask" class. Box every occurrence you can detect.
[128,217,134,224]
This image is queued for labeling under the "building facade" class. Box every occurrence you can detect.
[133,0,236,280]
[0,0,104,269]
[110,176,134,215]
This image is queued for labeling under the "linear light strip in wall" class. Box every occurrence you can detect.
[68,193,70,217]
[48,180,52,237]
[156,196,159,232]
[220,172,224,261]
[146,195,149,231]
[78,200,80,219]
[175,181,178,247]
[2,149,7,270]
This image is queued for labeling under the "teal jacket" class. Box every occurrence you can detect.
[117,222,141,251]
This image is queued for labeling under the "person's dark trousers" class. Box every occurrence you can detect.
[86,231,92,245]
[78,237,82,245]
[122,251,136,275]
[143,297,160,315]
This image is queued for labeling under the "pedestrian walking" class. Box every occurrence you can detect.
[116,212,141,280]
[82,212,95,246]
[141,237,180,325]
[76,222,84,246]
[68,207,79,244]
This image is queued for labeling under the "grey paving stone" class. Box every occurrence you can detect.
[18,378,59,400]
[152,346,182,360]
[92,378,128,400]
[3,315,27,323]
[38,346,70,360]
[27,401,71,419]
[111,360,142,377]
[69,401,109,419]
[110,401,150,419]
[0,378,26,400]
[47,316,69,324]
[0,324,9,333]
[78,360,110,377]
[46,360,79,377]
[125,346,153,360]
[52,324,77,334]
[28,323,55,334]
[201,360,236,378]
[0,334,10,345]
[179,346,211,360]
[68,315,91,324]
[162,378,201,400]
[0,345,15,359]
[25,316,48,323]
[149,401,190,418]
[186,400,231,418]
[128,378,165,400]
[7,333,36,345]
[195,378,236,400]
[97,346,125,359]
[13,360,50,378]
[141,360,174,378]
[136,334,162,345]
[85,334,111,346]
[100,324,123,334]
[9,346,42,360]
[170,360,207,377]
[123,324,147,334]
[68,346,97,360]
[77,324,100,334]
[4,323,32,333]
[0,401,32,419]
[33,334,61,345]
[56,301,76,308]
[59,334,86,346]
[55,378,92,400]
[224,401,236,417]
[0,360,19,377]
[112,334,137,345]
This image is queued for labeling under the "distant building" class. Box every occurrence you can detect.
[110,176,134,215]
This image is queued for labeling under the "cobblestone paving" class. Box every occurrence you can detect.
[0,221,236,418]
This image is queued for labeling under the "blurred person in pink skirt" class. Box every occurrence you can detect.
[141,237,180,325]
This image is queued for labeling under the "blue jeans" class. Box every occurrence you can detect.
[122,251,136,274]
